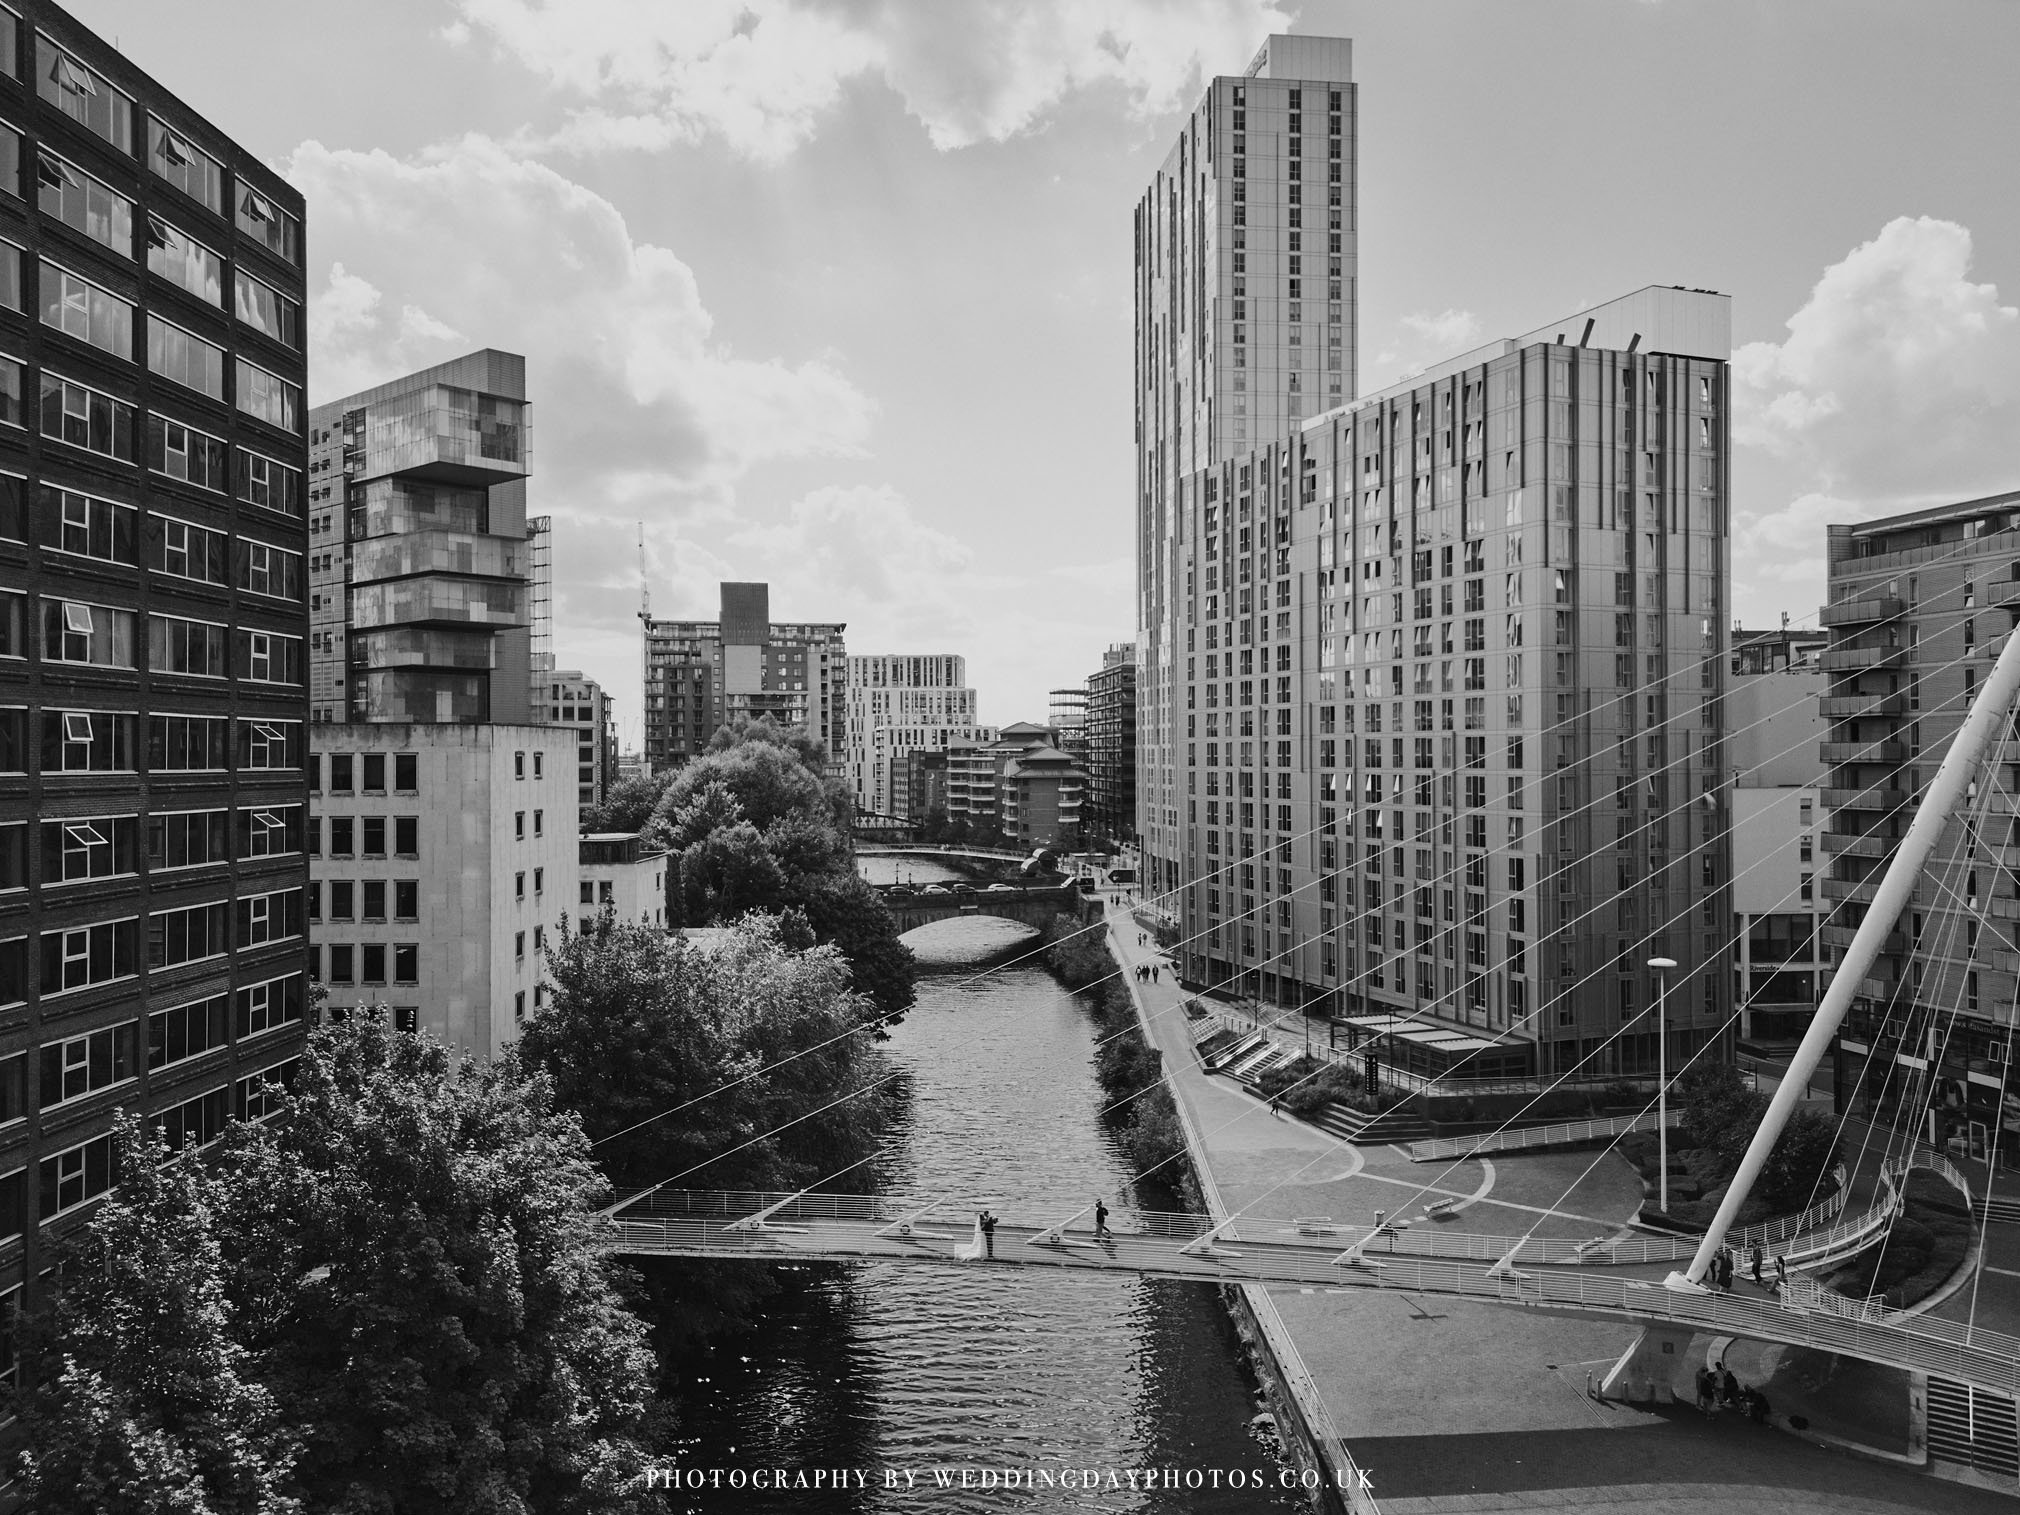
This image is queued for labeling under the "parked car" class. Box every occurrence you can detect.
[920,884,951,895]
[986,883,1018,893]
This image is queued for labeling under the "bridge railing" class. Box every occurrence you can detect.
[1409,1111,1677,1163]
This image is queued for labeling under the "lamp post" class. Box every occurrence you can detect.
[1647,957,1677,1215]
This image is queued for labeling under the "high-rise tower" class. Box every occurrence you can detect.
[1135,33,1358,899]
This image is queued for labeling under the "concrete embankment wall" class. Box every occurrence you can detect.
[1103,918,1376,1515]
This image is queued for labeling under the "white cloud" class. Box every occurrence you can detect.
[445,0,1291,160]
[1400,307,1482,351]
[1734,216,2020,504]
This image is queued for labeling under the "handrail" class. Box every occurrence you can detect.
[1409,1111,1676,1163]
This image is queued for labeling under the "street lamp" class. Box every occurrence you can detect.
[1647,957,1677,1215]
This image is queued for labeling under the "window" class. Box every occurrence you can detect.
[515,750,525,779]
[152,515,231,586]
[40,371,137,460]
[149,993,230,1070]
[0,820,20,889]
[237,448,304,516]
[39,917,137,995]
[534,809,544,837]
[147,116,223,213]
[36,147,130,256]
[40,815,136,882]
[237,889,301,947]
[328,944,354,984]
[0,471,21,538]
[362,816,385,856]
[330,754,353,792]
[361,880,385,921]
[37,39,132,149]
[235,187,299,263]
[237,718,299,770]
[149,415,232,491]
[238,539,302,600]
[515,811,525,839]
[235,1058,298,1122]
[39,1131,115,1222]
[144,215,223,304]
[237,805,299,858]
[41,484,137,563]
[515,871,525,900]
[44,600,136,668]
[40,1021,137,1107]
[149,614,227,677]
[147,808,228,870]
[533,752,544,780]
[235,358,299,431]
[515,931,525,961]
[534,867,544,895]
[236,974,303,1040]
[361,943,386,985]
[148,899,229,968]
[158,1083,230,1154]
[236,629,303,685]
[41,259,133,357]
[395,880,418,920]
[147,315,225,399]
[395,753,417,790]
[0,355,19,427]
[233,268,299,348]
[394,944,418,984]
[41,708,134,772]
[328,817,354,857]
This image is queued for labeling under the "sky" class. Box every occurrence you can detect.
[66,0,2020,746]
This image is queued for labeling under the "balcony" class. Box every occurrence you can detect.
[1819,873,1882,906]
[1819,595,1905,628]
[1821,784,1907,813]
[1818,692,1907,719]
[1993,579,2020,611]
[351,530,522,586]
[1821,830,1894,859]
[1820,646,1906,673]
[1819,923,1904,954]
[1819,740,1907,764]
[1857,976,1897,1003]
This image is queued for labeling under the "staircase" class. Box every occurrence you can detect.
[1297,1099,1433,1147]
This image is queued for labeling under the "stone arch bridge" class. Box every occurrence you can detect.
[874,881,1082,934]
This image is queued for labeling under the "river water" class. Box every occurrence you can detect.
[658,857,1304,1512]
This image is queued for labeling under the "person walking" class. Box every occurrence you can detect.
[1720,1365,1741,1408]
[1774,1254,1788,1292]
[1750,1243,1763,1286]
[1694,1366,1715,1415]
[1094,1197,1112,1242]
[979,1209,997,1261]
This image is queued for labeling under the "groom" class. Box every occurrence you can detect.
[978,1209,997,1260]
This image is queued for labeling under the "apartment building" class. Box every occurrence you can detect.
[1154,287,1734,1082]
[579,830,667,931]
[1821,491,2020,1167]
[538,666,612,813]
[841,652,988,816]
[1136,31,1358,894]
[1086,642,1138,847]
[0,1,310,1320]
[307,724,576,1059]
[642,581,845,772]
[1728,658,1826,1041]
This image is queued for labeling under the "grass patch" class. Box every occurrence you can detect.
[1826,1172,1974,1309]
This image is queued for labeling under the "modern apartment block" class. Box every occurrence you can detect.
[306,723,576,1059]
[1136,31,1357,893]
[1048,684,1088,764]
[305,349,530,726]
[0,1,310,1313]
[642,581,845,772]
[943,721,1084,846]
[1086,642,1138,847]
[842,652,988,817]
[1152,287,1734,1082]
[1728,657,1826,1041]
[1821,490,2020,1166]
[538,666,611,813]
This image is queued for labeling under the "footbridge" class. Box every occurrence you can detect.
[609,1186,2020,1401]
[874,881,1080,933]
[857,843,1034,863]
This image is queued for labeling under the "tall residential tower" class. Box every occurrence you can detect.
[1136,32,1358,897]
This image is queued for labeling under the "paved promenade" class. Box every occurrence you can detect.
[1099,897,1993,1515]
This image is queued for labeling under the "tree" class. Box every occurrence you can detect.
[18,1117,299,1515]
[784,872,915,1027]
[581,770,676,836]
[677,821,787,923]
[1756,1105,1842,1213]
[214,1021,666,1515]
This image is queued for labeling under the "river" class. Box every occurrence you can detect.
[656,857,1304,1512]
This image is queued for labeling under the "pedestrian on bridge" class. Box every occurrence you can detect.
[1750,1242,1763,1286]
[1094,1198,1112,1242]
[978,1210,997,1260]
[1773,1254,1787,1291]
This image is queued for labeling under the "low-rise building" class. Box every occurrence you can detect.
[1000,746,1085,848]
[309,723,578,1059]
[578,831,668,931]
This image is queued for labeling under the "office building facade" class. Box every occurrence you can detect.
[1728,661,1826,1041]
[642,581,845,772]
[1136,32,1358,897]
[841,652,987,816]
[1086,642,1138,847]
[537,666,612,814]
[1821,490,2020,1166]
[0,2,310,1318]
[1154,288,1734,1081]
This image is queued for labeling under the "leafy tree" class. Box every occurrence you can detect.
[784,872,915,1027]
[18,1117,300,1515]
[656,727,847,837]
[1677,1060,1757,1159]
[659,780,746,853]
[705,714,831,778]
[1756,1105,1842,1213]
[677,821,787,923]
[581,770,676,836]
[215,1020,666,1515]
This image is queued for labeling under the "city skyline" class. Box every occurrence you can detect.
[60,0,2020,738]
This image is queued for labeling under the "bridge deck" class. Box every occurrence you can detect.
[611,1197,2020,1400]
